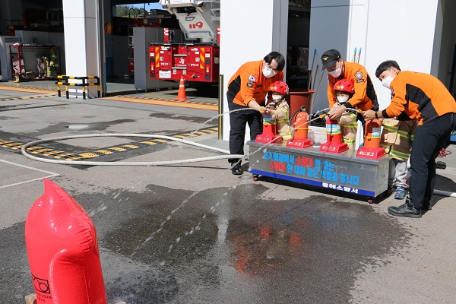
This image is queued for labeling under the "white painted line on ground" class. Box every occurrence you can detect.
[0,158,60,189]
[0,175,59,190]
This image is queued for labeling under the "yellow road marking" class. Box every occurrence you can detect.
[0,126,219,160]
[122,144,139,149]
[0,85,55,94]
[140,141,157,145]
[95,149,114,154]
[109,147,126,151]
[102,96,217,111]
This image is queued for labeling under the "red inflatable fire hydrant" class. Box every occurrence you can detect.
[255,110,283,144]
[25,179,107,304]
[319,117,349,153]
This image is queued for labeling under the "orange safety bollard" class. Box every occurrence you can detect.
[255,112,283,144]
[175,76,189,101]
[356,118,386,159]
[286,109,313,148]
[319,117,348,153]
[25,179,107,304]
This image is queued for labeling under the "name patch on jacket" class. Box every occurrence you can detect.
[355,71,364,83]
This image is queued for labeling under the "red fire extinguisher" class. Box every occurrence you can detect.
[364,119,382,149]
[293,111,310,140]
[286,107,313,148]
[356,118,386,159]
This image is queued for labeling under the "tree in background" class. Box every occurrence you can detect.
[116,5,143,18]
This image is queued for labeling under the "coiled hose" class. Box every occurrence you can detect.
[21,133,243,166]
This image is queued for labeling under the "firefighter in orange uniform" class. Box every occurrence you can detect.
[227,51,285,175]
[364,60,456,218]
[321,49,379,120]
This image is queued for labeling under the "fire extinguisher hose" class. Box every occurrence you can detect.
[20,123,455,198]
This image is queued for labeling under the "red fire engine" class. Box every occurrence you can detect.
[149,0,220,83]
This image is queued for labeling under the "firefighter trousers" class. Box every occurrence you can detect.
[409,113,456,209]
[227,96,263,163]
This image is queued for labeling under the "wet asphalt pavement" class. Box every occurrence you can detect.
[1,83,456,303]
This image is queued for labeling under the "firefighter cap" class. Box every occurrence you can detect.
[321,49,341,70]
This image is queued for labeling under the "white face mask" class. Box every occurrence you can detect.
[337,95,349,104]
[329,67,342,78]
[272,95,284,101]
[263,65,275,78]
[382,76,394,88]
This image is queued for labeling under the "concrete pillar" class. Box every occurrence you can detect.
[220,0,289,141]
[62,0,102,98]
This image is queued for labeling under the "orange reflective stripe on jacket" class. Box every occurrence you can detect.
[383,71,456,125]
[327,61,378,111]
[227,60,284,107]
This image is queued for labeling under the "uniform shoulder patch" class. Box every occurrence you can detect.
[247,82,253,88]
[390,86,395,98]
[355,71,364,83]
[248,75,256,82]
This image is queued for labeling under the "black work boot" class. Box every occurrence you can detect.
[388,197,422,218]
[231,162,243,175]
[422,199,432,211]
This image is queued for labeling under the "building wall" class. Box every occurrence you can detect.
[220,0,289,141]
[364,0,439,109]
[309,0,441,112]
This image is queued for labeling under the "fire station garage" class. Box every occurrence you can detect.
[0,0,315,97]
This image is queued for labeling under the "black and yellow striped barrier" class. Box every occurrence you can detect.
[56,75,100,100]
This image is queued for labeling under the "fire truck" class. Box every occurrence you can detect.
[149,0,220,83]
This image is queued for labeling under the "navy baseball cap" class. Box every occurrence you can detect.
[321,49,341,70]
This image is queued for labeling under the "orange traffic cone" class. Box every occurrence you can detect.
[175,76,189,101]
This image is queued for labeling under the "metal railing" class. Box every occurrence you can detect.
[56,75,100,100]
